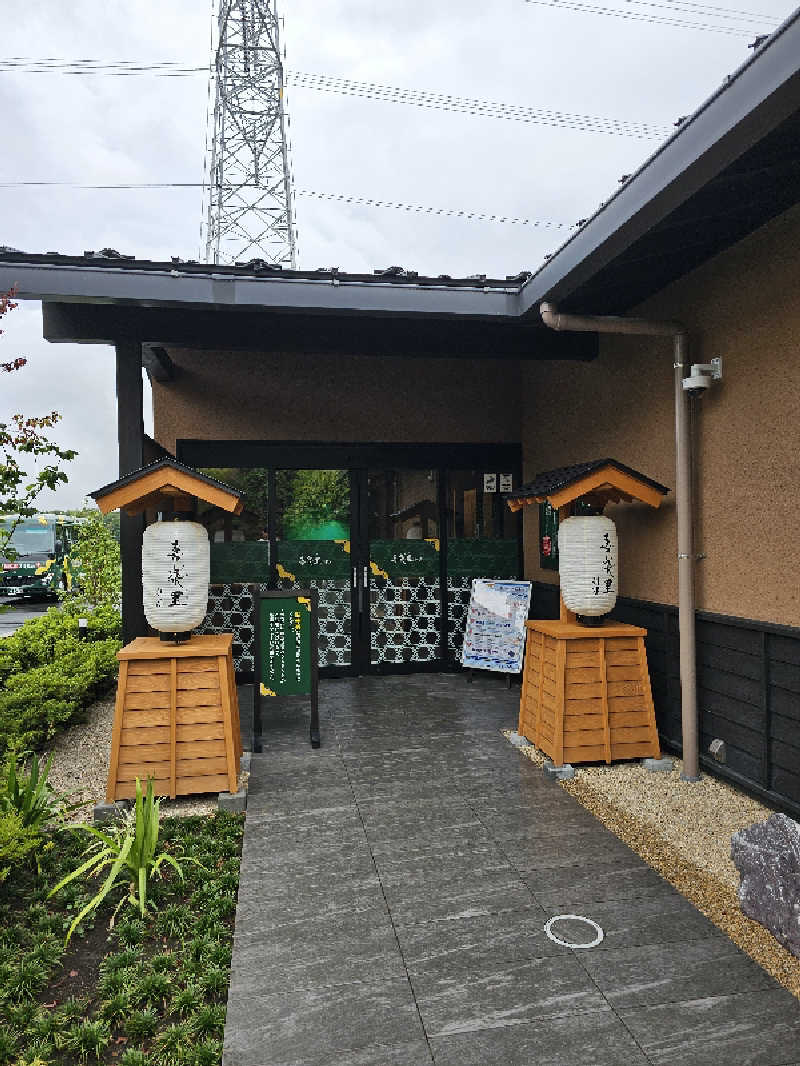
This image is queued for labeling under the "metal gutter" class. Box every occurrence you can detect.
[0,261,521,320]
[518,6,800,314]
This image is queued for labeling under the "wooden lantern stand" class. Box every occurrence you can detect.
[507,461,669,767]
[108,635,242,801]
[91,459,246,801]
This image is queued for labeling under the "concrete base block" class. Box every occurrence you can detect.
[219,788,247,814]
[93,800,131,825]
[508,731,532,749]
[543,761,575,781]
[642,757,675,773]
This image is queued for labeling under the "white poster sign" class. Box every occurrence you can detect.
[461,579,532,674]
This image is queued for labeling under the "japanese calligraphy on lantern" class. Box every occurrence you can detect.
[142,521,210,634]
[592,528,617,598]
[155,538,187,608]
[461,579,532,673]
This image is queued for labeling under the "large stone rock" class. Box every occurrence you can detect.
[731,812,800,958]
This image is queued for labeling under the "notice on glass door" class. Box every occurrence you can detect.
[461,579,532,674]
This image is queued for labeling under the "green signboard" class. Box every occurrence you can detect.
[254,590,320,749]
[276,539,352,581]
[446,538,519,579]
[369,538,440,579]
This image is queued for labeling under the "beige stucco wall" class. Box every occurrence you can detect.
[523,203,800,628]
[152,203,800,628]
[153,350,522,451]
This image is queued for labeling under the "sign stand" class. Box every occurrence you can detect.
[254,589,320,752]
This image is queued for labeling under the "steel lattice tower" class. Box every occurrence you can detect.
[204,0,296,266]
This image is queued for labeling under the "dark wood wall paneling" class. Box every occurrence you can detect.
[531,581,800,819]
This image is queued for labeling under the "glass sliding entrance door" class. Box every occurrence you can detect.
[183,442,522,677]
[273,469,356,672]
[445,470,521,664]
[365,469,444,668]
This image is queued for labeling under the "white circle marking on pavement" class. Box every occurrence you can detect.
[544,914,604,949]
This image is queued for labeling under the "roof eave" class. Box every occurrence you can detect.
[0,261,521,320]
[518,8,800,316]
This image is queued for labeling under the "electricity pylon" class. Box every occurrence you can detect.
[204,0,297,266]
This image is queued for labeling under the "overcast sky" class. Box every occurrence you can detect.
[0,0,790,508]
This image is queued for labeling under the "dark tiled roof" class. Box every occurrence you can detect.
[0,249,523,291]
[505,459,669,501]
[90,457,240,502]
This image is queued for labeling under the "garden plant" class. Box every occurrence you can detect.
[50,778,196,943]
[0,810,243,1065]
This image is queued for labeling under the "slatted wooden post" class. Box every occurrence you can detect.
[517,619,660,767]
[106,634,242,801]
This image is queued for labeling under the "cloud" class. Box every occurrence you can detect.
[0,0,768,501]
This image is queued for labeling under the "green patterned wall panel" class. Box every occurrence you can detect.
[210,541,270,583]
[446,539,519,579]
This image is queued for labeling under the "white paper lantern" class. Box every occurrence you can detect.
[142,521,210,634]
[558,515,618,617]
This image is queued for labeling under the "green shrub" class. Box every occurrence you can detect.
[124,1008,159,1042]
[0,606,121,757]
[65,1017,110,1060]
[119,1050,149,1066]
[185,1039,223,1066]
[170,984,202,1018]
[0,809,40,884]
[0,604,120,683]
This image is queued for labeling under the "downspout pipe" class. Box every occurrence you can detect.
[540,301,700,781]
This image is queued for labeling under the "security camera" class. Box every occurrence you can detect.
[682,369,712,393]
[682,357,723,395]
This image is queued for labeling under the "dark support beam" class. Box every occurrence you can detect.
[115,342,146,645]
[42,302,599,361]
[141,343,177,383]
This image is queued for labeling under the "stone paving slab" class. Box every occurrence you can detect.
[224,674,800,1066]
[223,978,425,1066]
[412,954,609,1037]
[229,910,405,993]
[619,988,800,1066]
[429,1011,651,1066]
[581,936,779,1007]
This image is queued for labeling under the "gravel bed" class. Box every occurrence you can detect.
[46,693,217,821]
[504,730,800,999]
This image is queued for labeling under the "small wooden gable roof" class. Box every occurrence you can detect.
[91,458,244,517]
[506,459,669,512]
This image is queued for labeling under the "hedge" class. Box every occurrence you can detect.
[0,606,122,756]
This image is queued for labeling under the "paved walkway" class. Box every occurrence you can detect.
[223,675,800,1066]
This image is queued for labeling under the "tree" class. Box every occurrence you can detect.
[59,509,121,612]
[1,288,77,558]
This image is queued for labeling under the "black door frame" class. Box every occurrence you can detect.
[179,440,523,677]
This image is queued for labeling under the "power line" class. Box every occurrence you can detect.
[0,181,569,230]
[523,0,776,34]
[0,58,672,139]
[286,71,671,139]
